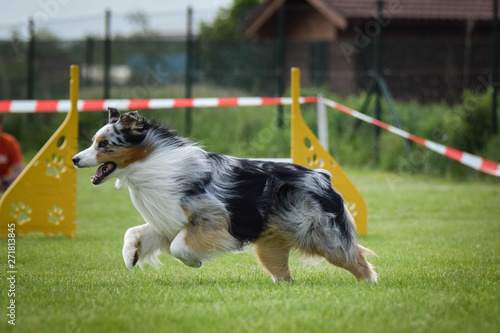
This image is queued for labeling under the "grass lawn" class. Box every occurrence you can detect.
[1,168,499,333]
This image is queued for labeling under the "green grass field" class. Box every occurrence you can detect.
[1,168,499,333]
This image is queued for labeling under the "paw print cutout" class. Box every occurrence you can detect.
[303,137,331,169]
[47,205,64,225]
[345,200,358,218]
[306,154,326,168]
[9,201,32,225]
[45,153,67,178]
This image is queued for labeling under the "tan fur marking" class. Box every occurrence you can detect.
[96,146,151,169]
[255,225,295,282]
[182,208,192,220]
[183,213,234,255]
[94,135,104,144]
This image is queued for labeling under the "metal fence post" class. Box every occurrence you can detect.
[104,9,111,99]
[316,94,329,152]
[27,19,35,99]
[84,37,94,87]
[492,0,499,134]
[373,0,384,162]
[276,4,285,129]
[185,6,193,136]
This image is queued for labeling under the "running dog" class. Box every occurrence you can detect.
[72,108,377,283]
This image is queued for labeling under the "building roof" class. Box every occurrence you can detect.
[244,0,498,37]
[323,0,496,21]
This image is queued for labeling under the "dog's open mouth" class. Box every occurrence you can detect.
[91,162,117,185]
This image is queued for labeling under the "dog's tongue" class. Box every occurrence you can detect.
[90,164,106,184]
[95,165,105,178]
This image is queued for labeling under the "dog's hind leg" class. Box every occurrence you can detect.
[254,227,294,282]
[320,245,377,283]
[345,245,377,283]
[123,223,169,269]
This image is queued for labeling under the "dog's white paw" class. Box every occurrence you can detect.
[122,242,140,270]
[123,229,141,270]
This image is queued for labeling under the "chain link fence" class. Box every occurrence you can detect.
[0,34,495,102]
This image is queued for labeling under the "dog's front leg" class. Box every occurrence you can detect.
[123,224,168,269]
[123,225,145,269]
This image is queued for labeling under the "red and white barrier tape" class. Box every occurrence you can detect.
[323,98,500,177]
[3,94,496,176]
[0,96,318,113]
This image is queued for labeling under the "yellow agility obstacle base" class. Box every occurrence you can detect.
[290,68,367,235]
[0,65,79,238]
[0,65,367,238]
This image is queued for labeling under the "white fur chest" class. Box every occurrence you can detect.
[127,185,188,241]
[114,145,209,241]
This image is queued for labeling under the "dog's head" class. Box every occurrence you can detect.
[72,108,151,185]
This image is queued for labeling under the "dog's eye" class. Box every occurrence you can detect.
[97,140,108,148]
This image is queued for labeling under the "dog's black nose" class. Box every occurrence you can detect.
[72,156,80,167]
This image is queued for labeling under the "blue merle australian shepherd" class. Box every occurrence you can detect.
[72,108,377,283]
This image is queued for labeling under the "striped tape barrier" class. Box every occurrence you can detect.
[2,94,496,176]
[322,98,500,177]
[0,96,318,113]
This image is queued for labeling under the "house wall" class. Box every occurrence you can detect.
[286,8,337,40]
[281,6,356,95]
[247,3,495,102]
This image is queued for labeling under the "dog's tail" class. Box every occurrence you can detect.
[336,205,360,265]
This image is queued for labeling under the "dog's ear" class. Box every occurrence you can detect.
[108,108,120,124]
[119,111,144,131]
[121,111,140,122]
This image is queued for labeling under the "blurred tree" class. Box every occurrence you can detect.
[114,11,162,40]
[118,10,162,39]
[127,11,150,33]
[199,0,260,40]
[34,28,61,41]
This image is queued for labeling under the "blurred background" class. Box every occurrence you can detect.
[1,0,499,179]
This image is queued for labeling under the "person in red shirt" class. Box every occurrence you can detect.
[0,115,23,191]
